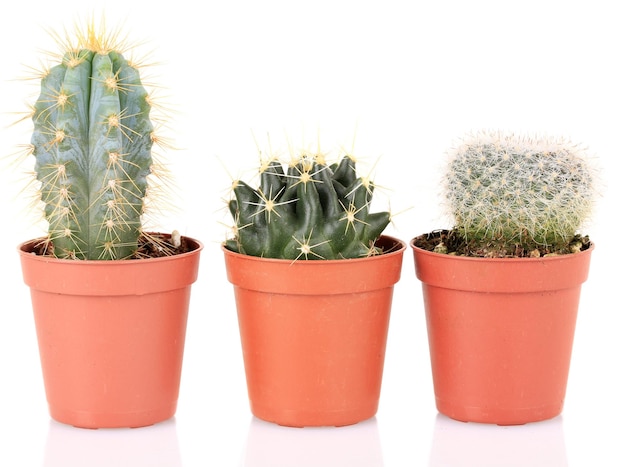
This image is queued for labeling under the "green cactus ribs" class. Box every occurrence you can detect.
[31,26,154,260]
[225,150,392,260]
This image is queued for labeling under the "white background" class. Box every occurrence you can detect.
[1,1,624,465]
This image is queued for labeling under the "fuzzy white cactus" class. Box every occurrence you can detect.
[443,131,597,254]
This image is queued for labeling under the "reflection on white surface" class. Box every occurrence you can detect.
[43,418,182,467]
[242,416,384,467]
[429,414,567,467]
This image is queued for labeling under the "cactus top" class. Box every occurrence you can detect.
[225,150,391,260]
[30,23,155,260]
[444,131,597,252]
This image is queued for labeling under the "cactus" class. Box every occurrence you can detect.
[224,149,391,260]
[28,23,159,260]
[443,130,597,255]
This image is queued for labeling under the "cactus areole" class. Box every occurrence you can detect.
[31,27,155,260]
[225,151,392,260]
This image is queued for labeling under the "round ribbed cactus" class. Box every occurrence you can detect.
[443,131,596,254]
[29,23,160,260]
[224,149,391,260]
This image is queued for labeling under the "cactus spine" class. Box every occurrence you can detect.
[444,131,596,254]
[225,149,391,260]
[30,25,155,260]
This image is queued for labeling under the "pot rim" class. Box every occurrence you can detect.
[223,234,406,294]
[411,234,594,293]
[18,233,203,295]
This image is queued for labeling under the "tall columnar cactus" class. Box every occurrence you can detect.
[444,131,597,253]
[29,25,155,260]
[225,149,391,260]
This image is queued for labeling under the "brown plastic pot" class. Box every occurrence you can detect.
[223,235,406,427]
[18,234,202,429]
[411,237,593,425]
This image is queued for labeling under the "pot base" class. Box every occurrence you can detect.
[436,399,563,426]
[251,404,377,428]
[50,404,177,429]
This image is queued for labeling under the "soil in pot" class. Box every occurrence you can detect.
[413,228,592,258]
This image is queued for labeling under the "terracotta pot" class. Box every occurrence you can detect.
[223,235,406,427]
[411,237,593,425]
[19,234,202,429]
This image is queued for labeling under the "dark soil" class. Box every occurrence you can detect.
[28,232,195,259]
[134,232,197,258]
[413,229,592,258]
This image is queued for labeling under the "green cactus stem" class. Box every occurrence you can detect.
[30,25,154,260]
[443,131,597,254]
[225,150,391,260]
